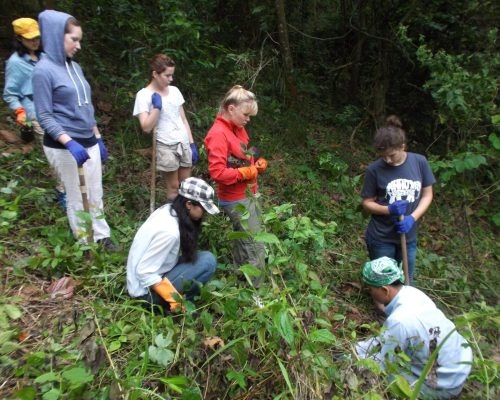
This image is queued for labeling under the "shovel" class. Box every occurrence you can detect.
[78,166,93,244]
[399,214,410,285]
[150,128,157,214]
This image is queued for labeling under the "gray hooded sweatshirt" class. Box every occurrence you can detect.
[33,10,97,148]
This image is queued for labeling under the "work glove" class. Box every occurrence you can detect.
[151,92,162,110]
[388,200,408,216]
[97,138,108,163]
[190,143,199,164]
[238,165,258,181]
[395,215,415,234]
[15,107,27,126]
[152,277,184,312]
[64,140,90,166]
[255,158,268,174]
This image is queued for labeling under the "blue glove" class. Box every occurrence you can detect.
[395,215,415,234]
[65,140,90,166]
[152,92,162,110]
[97,138,108,163]
[190,143,199,164]
[388,200,409,216]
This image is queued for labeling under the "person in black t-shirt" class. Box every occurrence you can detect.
[361,116,435,285]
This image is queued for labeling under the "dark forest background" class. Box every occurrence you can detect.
[0,1,498,399]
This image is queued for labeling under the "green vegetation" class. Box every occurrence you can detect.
[1,1,498,399]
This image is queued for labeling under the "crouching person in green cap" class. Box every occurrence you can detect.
[127,177,220,315]
[356,257,472,399]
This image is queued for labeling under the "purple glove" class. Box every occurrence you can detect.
[97,138,108,163]
[395,215,415,234]
[388,200,409,216]
[65,140,90,166]
[190,143,199,164]
[152,92,162,110]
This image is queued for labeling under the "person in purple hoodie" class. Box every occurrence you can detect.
[33,10,117,251]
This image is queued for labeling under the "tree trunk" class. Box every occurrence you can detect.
[274,0,297,104]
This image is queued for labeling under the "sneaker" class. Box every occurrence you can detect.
[97,237,120,252]
[54,188,67,210]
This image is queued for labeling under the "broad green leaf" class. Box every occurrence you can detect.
[1,340,20,354]
[308,271,321,282]
[364,392,384,400]
[42,388,61,400]
[492,212,500,227]
[309,329,337,344]
[488,133,500,149]
[61,366,93,389]
[239,264,262,277]
[1,210,17,220]
[491,114,500,124]
[4,304,22,320]
[254,232,279,244]
[161,376,189,385]
[155,332,173,348]
[226,369,247,389]
[356,358,382,374]
[149,347,174,367]
[227,231,250,240]
[0,330,15,344]
[391,374,413,397]
[12,386,36,400]
[273,309,294,346]
[108,340,121,352]
[34,371,58,384]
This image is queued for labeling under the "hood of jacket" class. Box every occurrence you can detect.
[39,10,72,65]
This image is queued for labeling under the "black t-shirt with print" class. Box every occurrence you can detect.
[361,152,436,244]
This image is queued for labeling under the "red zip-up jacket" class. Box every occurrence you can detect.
[205,114,257,202]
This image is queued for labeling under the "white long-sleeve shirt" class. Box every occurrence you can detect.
[356,286,472,391]
[127,204,180,297]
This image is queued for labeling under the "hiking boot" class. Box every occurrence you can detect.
[54,188,67,210]
[97,237,120,252]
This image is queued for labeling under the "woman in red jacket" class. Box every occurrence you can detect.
[205,85,268,287]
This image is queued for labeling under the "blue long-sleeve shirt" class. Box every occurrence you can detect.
[3,52,37,120]
[356,286,472,392]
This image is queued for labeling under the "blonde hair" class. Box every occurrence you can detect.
[219,85,258,115]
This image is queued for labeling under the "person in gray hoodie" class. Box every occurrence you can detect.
[33,10,117,250]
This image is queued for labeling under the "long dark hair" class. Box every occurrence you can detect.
[13,37,42,58]
[170,195,201,263]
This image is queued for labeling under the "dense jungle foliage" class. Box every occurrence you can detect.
[0,1,498,399]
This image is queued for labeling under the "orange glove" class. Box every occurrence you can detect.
[238,165,258,181]
[255,158,268,174]
[152,278,184,312]
[15,107,27,126]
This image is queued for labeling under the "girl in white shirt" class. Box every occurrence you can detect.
[133,54,198,200]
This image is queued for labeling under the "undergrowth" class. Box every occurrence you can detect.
[0,108,498,399]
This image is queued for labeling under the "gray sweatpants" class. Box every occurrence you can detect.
[222,197,266,287]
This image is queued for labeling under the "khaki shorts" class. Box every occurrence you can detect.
[156,142,192,172]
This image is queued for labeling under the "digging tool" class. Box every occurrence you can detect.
[78,166,93,243]
[399,214,410,285]
[150,128,157,214]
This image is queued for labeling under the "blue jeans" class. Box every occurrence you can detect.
[136,250,217,314]
[365,234,417,285]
